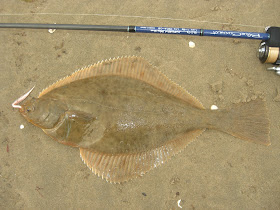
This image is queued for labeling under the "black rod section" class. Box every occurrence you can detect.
[0,23,132,32]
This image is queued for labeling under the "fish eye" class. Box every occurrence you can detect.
[26,106,35,113]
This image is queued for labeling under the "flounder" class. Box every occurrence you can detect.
[12,56,270,183]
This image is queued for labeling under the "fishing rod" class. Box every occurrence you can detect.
[1,23,279,75]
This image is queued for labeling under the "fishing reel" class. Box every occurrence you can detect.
[258,27,280,75]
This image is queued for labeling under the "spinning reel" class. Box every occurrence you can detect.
[258,27,280,75]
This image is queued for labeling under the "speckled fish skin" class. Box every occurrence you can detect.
[17,56,270,183]
[21,76,212,153]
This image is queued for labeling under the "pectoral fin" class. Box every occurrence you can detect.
[64,110,95,122]
[43,110,104,147]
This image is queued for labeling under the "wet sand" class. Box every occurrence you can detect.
[1,0,280,209]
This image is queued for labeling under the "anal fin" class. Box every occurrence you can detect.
[79,129,204,183]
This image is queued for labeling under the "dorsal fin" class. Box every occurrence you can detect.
[39,56,204,109]
[80,129,205,183]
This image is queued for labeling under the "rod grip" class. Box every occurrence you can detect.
[266,27,280,47]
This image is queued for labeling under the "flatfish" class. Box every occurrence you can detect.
[12,56,270,183]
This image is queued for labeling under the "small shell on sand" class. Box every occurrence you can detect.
[177,199,183,208]
[48,29,56,33]
[211,105,219,110]
[189,41,195,48]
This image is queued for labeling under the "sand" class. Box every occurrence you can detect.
[1,0,280,209]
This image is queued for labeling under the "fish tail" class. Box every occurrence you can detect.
[213,99,270,146]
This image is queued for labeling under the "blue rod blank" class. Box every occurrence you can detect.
[134,26,270,40]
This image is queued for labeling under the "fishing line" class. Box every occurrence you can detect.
[0,12,265,29]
